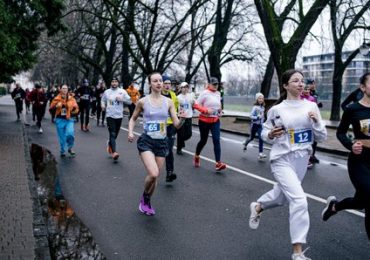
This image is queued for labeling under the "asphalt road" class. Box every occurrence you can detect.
[24,110,370,259]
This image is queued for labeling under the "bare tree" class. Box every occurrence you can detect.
[254,0,330,94]
[329,0,370,120]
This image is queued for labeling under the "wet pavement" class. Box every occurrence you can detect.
[0,94,364,259]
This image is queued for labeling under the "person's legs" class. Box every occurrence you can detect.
[106,117,119,153]
[210,120,221,162]
[256,125,264,153]
[55,119,67,154]
[79,103,85,128]
[165,125,176,172]
[195,120,211,156]
[84,103,90,128]
[65,120,75,151]
[244,123,258,148]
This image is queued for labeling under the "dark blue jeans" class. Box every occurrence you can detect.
[245,123,263,153]
[196,120,221,162]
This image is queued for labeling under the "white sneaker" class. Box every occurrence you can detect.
[249,202,261,229]
[258,153,266,158]
[292,248,311,260]
[38,128,43,134]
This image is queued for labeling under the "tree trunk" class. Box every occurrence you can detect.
[260,56,274,97]
[330,67,344,121]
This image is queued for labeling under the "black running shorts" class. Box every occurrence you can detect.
[137,133,168,157]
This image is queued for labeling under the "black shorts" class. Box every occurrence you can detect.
[137,133,168,157]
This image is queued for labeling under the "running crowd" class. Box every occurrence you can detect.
[10,70,370,260]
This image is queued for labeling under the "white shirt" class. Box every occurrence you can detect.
[177,93,195,118]
[261,99,327,161]
[101,87,131,119]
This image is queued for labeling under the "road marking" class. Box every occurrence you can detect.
[119,124,364,218]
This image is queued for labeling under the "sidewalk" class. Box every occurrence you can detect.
[0,102,50,259]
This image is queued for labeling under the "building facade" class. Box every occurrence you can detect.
[302,51,370,100]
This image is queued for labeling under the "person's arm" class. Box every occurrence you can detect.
[309,103,327,142]
[101,91,107,110]
[116,89,132,105]
[336,108,353,151]
[128,98,144,142]
[341,90,356,110]
[168,99,185,129]
[250,106,259,120]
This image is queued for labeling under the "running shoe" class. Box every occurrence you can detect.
[249,202,261,229]
[38,127,43,134]
[243,144,247,152]
[258,153,266,159]
[322,196,337,221]
[307,161,313,169]
[176,149,183,155]
[215,161,226,171]
[166,171,177,182]
[60,153,66,158]
[106,141,112,154]
[310,155,320,164]
[193,155,200,167]
[68,149,76,157]
[112,152,119,160]
[291,248,311,260]
[139,196,155,216]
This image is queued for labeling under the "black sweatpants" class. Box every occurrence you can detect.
[106,117,122,153]
[335,150,370,240]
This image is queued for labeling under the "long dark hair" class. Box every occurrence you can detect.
[360,72,370,85]
[275,69,304,105]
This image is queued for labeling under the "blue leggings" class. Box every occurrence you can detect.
[244,123,263,153]
[196,120,221,162]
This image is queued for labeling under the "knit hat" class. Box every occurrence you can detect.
[35,83,42,89]
[180,82,189,88]
[162,75,171,82]
[255,92,264,100]
[306,79,315,84]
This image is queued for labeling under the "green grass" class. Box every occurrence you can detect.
[224,104,334,120]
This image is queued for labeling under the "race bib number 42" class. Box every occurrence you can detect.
[288,128,313,145]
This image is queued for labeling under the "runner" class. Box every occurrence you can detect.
[49,84,79,157]
[176,82,196,155]
[29,83,47,133]
[128,72,185,216]
[47,85,59,123]
[126,81,141,120]
[75,79,93,131]
[10,83,26,121]
[95,81,106,126]
[192,77,226,171]
[25,88,31,114]
[248,69,327,260]
[243,92,266,160]
[322,72,370,241]
[161,75,179,182]
[101,77,131,161]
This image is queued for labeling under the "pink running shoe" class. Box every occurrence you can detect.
[139,196,155,216]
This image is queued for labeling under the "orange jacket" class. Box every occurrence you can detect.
[50,93,79,119]
[126,86,140,103]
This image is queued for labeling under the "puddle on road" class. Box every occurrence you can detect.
[30,143,106,259]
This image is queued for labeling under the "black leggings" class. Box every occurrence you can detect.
[106,117,122,153]
[79,102,90,126]
[96,101,106,124]
[336,151,370,240]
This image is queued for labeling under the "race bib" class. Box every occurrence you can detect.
[108,100,120,106]
[144,120,166,139]
[180,103,190,110]
[15,93,21,99]
[81,94,90,100]
[288,128,313,145]
[360,119,370,136]
[61,108,67,116]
